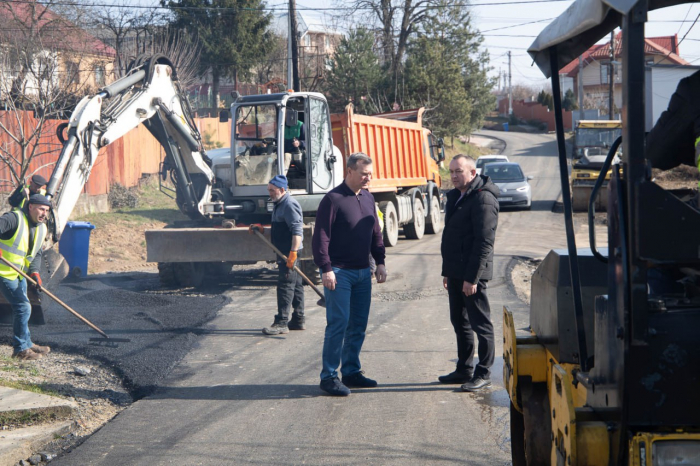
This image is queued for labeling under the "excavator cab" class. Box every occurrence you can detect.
[505,0,700,464]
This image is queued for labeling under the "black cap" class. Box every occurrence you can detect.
[30,174,47,186]
[28,194,51,207]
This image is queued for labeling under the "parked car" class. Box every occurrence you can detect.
[476,155,509,175]
[482,162,532,210]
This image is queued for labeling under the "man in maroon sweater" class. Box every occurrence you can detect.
[313,152,387,396]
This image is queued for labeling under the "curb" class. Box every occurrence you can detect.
[472,132,507,155]
[0,421,77,466]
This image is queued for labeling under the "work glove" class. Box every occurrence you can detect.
[248,224,263,235]
[286,250,298,270]
[30,272,42,291]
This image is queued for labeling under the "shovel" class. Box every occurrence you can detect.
[0,255,128,342]
[252,230,326,306]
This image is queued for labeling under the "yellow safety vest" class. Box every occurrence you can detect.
[0,210,47,280]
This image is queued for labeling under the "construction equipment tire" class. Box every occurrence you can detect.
[404,198,425,240]
[299,259,321,286]
[379,201,399,247]
[425,195,443,234]
[510,401,527,466]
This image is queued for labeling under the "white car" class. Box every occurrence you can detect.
[476,155,509,175]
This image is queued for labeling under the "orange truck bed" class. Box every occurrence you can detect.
[330,105,441,192]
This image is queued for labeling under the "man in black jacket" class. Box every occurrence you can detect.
[439,154,499,392]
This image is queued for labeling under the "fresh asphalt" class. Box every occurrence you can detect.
[28,130,589,464]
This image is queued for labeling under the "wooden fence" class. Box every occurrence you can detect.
[0,111,231,196]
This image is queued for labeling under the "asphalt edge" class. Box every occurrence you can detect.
[472,132,507,155]
[505,255,534,307]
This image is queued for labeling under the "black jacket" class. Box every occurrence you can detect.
[646,69,700,170]
[441,175,499,282]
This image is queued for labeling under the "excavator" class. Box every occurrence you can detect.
[504,0,700,464]
[35,54,344,291]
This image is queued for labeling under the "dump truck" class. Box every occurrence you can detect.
[331,105,444,247]
[505,0,700,464]
[571,120,621,211]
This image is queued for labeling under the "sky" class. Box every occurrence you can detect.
[289,0,700,89]
[131,0,700,89]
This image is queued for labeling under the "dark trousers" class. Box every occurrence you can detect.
[276,261,304,324]
[446,277,495,378]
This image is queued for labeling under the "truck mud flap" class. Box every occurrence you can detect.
[145,225,314,263]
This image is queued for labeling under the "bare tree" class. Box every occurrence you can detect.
[87,0,164,78]
[339,0,439,76]
[0,0,101,190]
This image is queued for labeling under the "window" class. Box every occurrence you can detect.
[304,34,311,47]
[324,36,330,51]
[65,61,79,84]
[309,98,333,190]
[600,61,620,84]
[233,104,279,186]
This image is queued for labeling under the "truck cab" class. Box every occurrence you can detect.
[213,92,343,223]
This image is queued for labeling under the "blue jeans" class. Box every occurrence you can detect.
[321,267,372,381]
[0,277,32,353]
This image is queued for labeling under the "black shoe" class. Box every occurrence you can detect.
[320,377,351,396]
[262,322,289,335]
[288,314,306,330]
[438,371,472,384]
[342,371,378,388]
[461,376,492,392]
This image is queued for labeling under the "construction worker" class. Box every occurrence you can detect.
[0,194,51,360]
[8,174,47,210]
[249,175,305,335]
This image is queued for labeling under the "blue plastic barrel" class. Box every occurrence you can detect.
[59,221,96,277]
[503,122,509,132]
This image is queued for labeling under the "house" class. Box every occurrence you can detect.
[559,32,689,113]
[0,1,115,101]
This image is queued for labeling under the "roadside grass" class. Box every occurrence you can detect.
[0,354,59,399]
[75,178,187,228]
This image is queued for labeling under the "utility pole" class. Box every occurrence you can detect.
[508,51,513,116]
[578,56,584,121]
[286,5,293,89]
[609,31,615,120]
[290,0,300,92]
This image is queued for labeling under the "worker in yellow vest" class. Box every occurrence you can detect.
[0,194,50,360]
[8,174,47,210]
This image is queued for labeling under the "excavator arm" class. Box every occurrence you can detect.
[46,55,216,241]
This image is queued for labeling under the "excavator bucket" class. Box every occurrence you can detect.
[0,248,69,325]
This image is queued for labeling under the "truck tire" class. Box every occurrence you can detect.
[425,195,443,235]
[404,198,425,240]
[379,201,399,247]
[299,259,321,286]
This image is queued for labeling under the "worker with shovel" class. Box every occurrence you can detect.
[0,194,50,360]
[249,175,305,335]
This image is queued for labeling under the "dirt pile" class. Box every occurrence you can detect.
[653,164,699,190]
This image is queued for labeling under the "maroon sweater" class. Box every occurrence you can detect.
[312,182,386,273]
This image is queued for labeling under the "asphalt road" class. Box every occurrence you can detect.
[47,130,588,465]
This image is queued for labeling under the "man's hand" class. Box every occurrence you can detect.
[375,264,387,283]
[248,224,263,235]
[462,281,477,297]
[30,272,42,291]
[322,271,337,290]
[293,139,300,148]
[286,250,297,269]
[443,277,448,290]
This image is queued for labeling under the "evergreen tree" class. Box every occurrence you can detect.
[324,28,384,114]
[163,0,274,108]
[404,0,494,142]
[562,89,579,111]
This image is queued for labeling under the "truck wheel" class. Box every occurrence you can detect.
[425,195,443,234]
[379,201,399,247]
[404,198,425,240]
[298,259,321,286]
[510,401,526,466]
